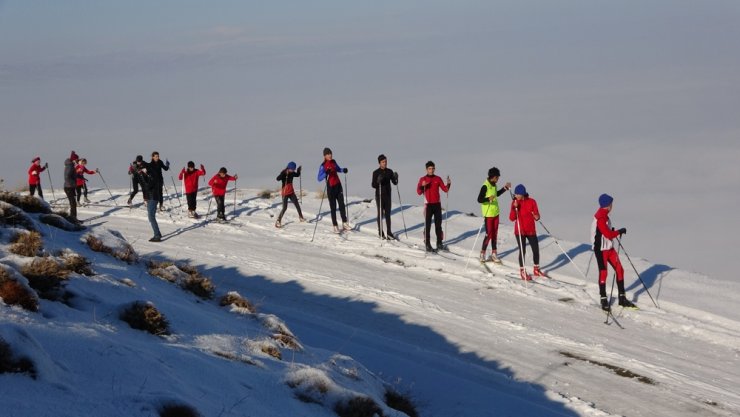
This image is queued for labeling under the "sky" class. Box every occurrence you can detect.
[1,0,739,280]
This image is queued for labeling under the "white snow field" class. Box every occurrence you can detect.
[1,187,739,417]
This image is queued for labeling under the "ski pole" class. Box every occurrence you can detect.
[233,178,238,218]
[344,171,349,223]
[395,183,408,239]
[464,220,486,272]
[299,172,303,204]
[444,176,450,244]
[310,181,328,242]
[536,218,588,280]
[46,166,57,202]
[205,193,213,222]
[162,181,171,209]
[97,169,118,206]
[378,181,383,241]
[605,245,621,326]
[617,237,659,308]
[171,176,182,208]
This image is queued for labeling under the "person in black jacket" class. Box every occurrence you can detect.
[275,162,305,228]
[63,151,80,224]
[371,154,398,239]
[148,151,170,211]
[132,159,162,242]
[127,155,146,205]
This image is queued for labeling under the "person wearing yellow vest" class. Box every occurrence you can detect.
[476,167,511,263]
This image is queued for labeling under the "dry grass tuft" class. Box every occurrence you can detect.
[261,344,282,360]
[334,396,383,417]
[0,192,50,214]
[20,257,71,301]
[39,213,84,231]
[219,291,256,313]
[62,253,94,276]
[148,261,215,299]
[120,301,171,336]
[86,235,138,264]
[385,389,419,417]
[159,403,202,417]
[0,268,39,312]
[258,189,274,199]
[0,337,37,379]
[9,231,43,257]
[271,333,302,351]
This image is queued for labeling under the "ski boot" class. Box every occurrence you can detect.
[479,251,487,262]
[532,265,546,277]
[275,220,282,228]
[299,217,306,222]
[333,225,341,234]
[425,243,435,253]
[618,294,638,310]
[519,268,532,281]
[84,197,91,204]
[600,297,611,312]
[342,222,352,231]
[489,251,503,264]
[386,232,395,240]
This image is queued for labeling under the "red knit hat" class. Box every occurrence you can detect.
[32,156,41,163]
[70,151,79,161]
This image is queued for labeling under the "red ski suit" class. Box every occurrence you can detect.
[28,163,46,185]
[75,165,96,187]
[208,174,236,196]
[509,197,539,235]
[416,175,449,204]
[179,165,206,194]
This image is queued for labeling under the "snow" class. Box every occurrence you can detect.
[1,188,739,417]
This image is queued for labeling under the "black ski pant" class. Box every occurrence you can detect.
[278,193,303,221]
[424,203,443,246]
[76,183,88,202]
[130,177,144,201]
[327,184,347,226]
[515,234,540,267]
[215,195,226,218]
[186,192,197,211]
[29,184,43,199]
[64,187,77,221]
[376,192,392,236]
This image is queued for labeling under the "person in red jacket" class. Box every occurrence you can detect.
[591,193,635,311]
[317,147,350,233]
[417,161,451,252]
[27,156,48,199]
[208,167,238,221]
[75,158,98,204]
[179,161,206,218]
[509,184,543,281]
[275,161,305,228]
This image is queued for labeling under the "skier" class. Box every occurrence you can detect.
[317,147,350,233]
[63,151,80,224]
[127,155,147,205]
[371,154,398,239]
[131,158,161,241]
[416,161,451,252]
[591,193,635,311]
[148,151,170,211]
[178,161,206,218]
[509,184,544,280]
[275,162,305,228]
[208,167,238,221]
[477,167,511,263]
[27,156,48,199]
[75,158,98,205]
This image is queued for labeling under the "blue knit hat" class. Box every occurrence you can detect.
[287,161,297,170]
[514,184,527,195]
[599,193,614,208]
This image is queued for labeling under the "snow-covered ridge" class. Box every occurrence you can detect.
[2,188,740,417]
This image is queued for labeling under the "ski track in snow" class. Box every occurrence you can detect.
[59,190,740,416]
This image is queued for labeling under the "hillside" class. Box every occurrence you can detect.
[1,188,739,417]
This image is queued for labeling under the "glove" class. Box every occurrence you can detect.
[44,162,49,168]
[297,166,302,173]
[618,228,627,235]
[165,159,170,167]
[393,172,399,182]
[343,168,348,173]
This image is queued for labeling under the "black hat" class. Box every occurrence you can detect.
[187,161,195,168]
[219,167,228,174]
[323,147,332,156]
[425,161,435,168]
[135,155,144,163]
[378,154,387,163]
[488,167,500,178]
